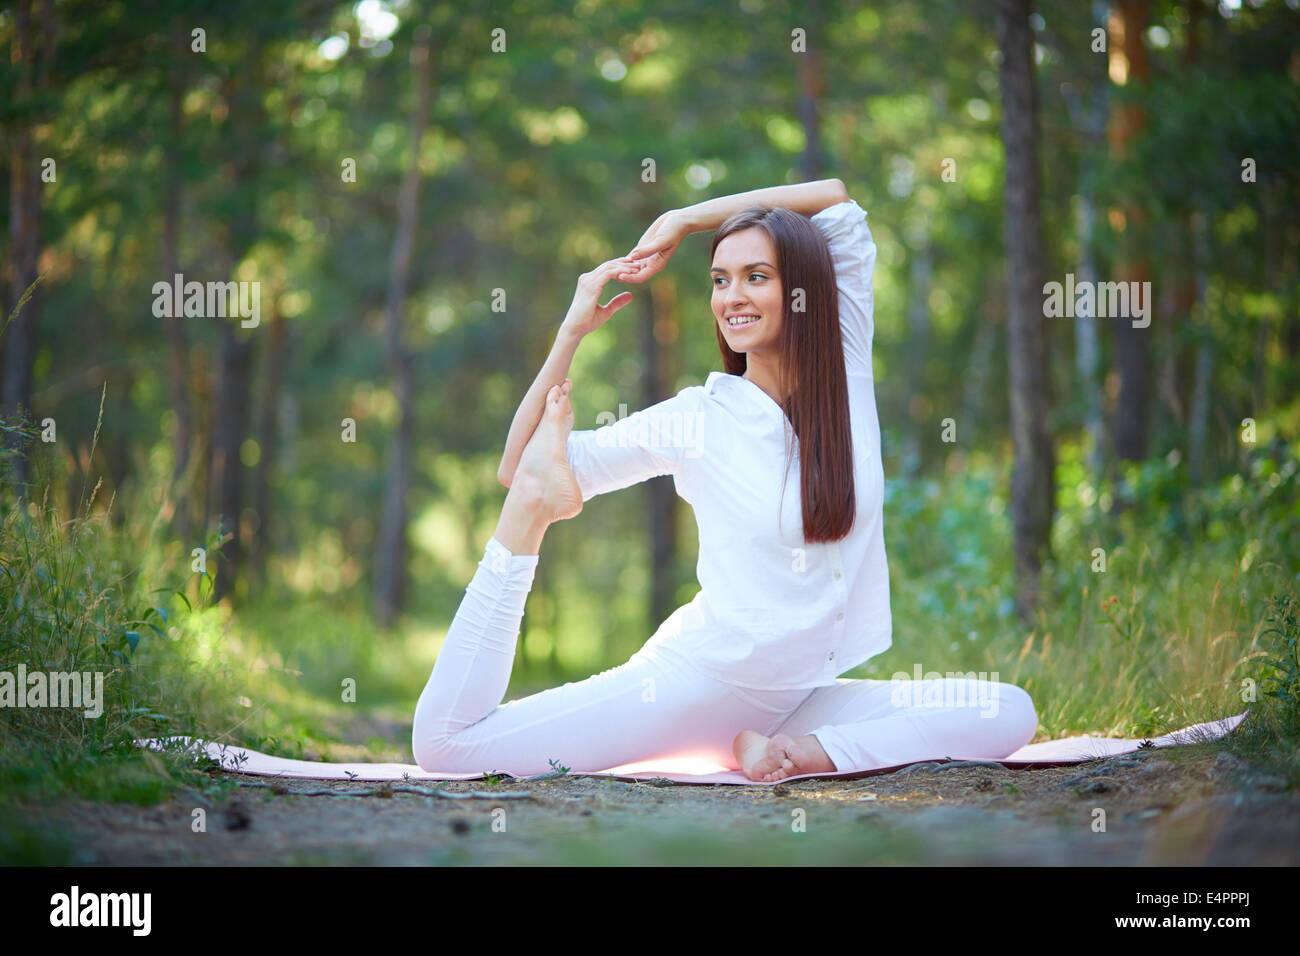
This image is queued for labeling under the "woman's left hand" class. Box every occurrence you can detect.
[620,210,691,284]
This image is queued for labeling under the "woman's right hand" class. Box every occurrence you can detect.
[559,256,638,338]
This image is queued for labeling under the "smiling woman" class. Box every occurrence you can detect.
[411,179,1038,784]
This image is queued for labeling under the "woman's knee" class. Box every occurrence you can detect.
[994,682,1037,743]
[412,727,484,774]
[411,706,470,773]
[412,725,450,773]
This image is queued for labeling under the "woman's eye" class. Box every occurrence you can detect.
[713,274,766,286]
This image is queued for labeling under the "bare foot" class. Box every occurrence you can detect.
[512,380,583,523]
[734,729,836,783]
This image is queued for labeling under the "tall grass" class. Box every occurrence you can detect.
[1,392,231,767]
[0,377,269,861]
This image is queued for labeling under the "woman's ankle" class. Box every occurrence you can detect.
[493,481,550,556]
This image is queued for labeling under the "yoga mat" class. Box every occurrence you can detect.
[135,709,1250,786]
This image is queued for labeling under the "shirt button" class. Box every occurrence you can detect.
[835,612,844,622]
[828,651,835,661]
[833,571,842,579]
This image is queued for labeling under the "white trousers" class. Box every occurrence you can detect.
[412,538,1038,776]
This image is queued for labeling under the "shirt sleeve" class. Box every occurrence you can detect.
[810,198,877,377]
[564,386,705,502]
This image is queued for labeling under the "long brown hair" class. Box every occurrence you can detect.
[711,205,856,543]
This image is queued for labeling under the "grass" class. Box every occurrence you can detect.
[0,377,262,848]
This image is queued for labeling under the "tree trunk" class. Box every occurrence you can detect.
[1257,176,1283,413]
[1107,0,1152,467]
[209,316,254,604]
[250,307,287,588]
[996,0,1055,624]
[1186,217,1213,484]
[1062,73,1108,482]
[902,233,933,478]
[1074,186,1105,478]
[1180,0,1214,486]
[2,0,44,494]
[643,265,679,631]
[374,25,436,627]
[163,16,194,542]
[195,351,214,542]
[795,0,826,181]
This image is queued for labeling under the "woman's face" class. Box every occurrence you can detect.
[710,227,784,357]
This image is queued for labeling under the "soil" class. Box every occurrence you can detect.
[16,725,1298,865]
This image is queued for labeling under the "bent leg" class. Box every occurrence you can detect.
[412,378,581,768]
[416,638,776,776]
[773,677,1038,772]
[411,378,805,775]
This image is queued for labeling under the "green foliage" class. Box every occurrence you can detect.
[871,429,1298,755]
[0,398,258,826]
[2,469,190,753]
[1258,595,1299,722]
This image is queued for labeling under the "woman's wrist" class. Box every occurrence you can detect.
[674,201,714,235]
[555,319,586,346]
[667,207,697,238]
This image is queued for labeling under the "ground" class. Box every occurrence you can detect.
[15,714,1298,865]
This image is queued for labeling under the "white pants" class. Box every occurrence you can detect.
[412,538,1038,776]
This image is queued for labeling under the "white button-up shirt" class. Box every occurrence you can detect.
[564,198,891,690]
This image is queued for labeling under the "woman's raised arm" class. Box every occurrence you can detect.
[496,255,638,487]
[675,177,849,233]
[621,178,849,283]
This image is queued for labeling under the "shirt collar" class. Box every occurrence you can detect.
[705,371,788,424]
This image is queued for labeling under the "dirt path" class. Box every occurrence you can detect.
[19,741,1298,865]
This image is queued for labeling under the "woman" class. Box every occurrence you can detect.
[412,178,1037,782]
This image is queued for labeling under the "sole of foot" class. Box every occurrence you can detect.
[513,380,583,523]
[734,729,834,783]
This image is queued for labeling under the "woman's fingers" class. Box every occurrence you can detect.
[592,256,634,275]
[615,253,657,282]
[627,232,665,259]
[581,257,636,291]
[622,251,669,283]
[601,290,633,313]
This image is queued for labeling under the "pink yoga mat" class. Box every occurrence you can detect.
[135,710,1250,785]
